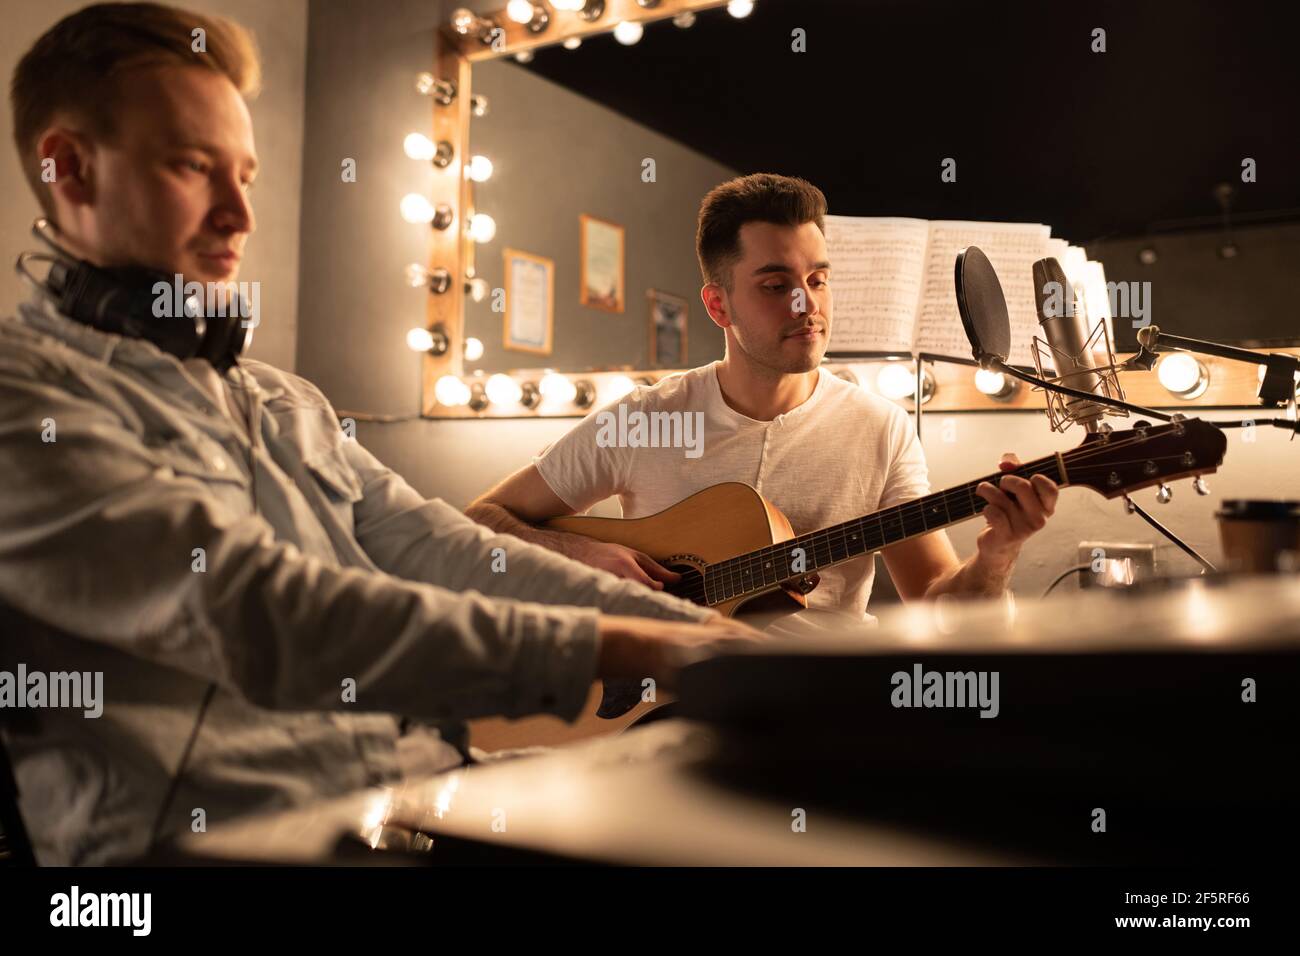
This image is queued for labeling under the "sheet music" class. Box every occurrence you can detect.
[1044,237,1068,283]
[915,221,1051,367]
[1060,244,1092,293]
[823,215,930,353]
[1081,259,1115,348]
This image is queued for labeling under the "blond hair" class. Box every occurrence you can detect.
[10,1,262,218]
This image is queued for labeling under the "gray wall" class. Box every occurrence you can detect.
[295,0,451,414]
[1090,221,1300,352]
[0,0,307,373]
[465,58,735,373]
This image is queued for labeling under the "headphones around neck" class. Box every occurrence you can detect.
[15,218,252,375]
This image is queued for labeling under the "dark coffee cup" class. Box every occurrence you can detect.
[1216,499,1300,574]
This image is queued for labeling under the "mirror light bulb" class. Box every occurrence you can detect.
[727,0,755,18]
[406,327,435,352]
[466,155,494,182]
[464,337,484,362]
[404,263,430,288]
[506,0,536,24]
[613,21,644,45]
[876,363,917,401]
[606,374,636,401]
[540,372,577,403]
[435,375,471,406]
[450,9,477,34]
[486,373,522,406]
[1157,353,1207,398]
[403,132,436,161]
[975,369,1010,396]
[468,213,496,243]
[400,193,435,224]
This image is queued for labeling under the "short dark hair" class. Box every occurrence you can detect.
[10,2,262,219]
[696,173,828,289]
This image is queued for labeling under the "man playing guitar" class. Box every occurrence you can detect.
[466,174,1060,626]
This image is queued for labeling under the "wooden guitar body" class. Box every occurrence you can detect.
[468,483,815,750]
[548,482,816,617]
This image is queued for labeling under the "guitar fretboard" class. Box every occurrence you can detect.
[701,455,1067,605]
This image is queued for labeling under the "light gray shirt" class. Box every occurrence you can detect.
[0,291,711,865]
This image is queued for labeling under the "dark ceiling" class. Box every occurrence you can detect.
[519,0,1300,244]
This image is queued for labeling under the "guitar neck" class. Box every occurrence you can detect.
[704,452,1070,606]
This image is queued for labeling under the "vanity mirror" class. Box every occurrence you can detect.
[402,0,1300,419]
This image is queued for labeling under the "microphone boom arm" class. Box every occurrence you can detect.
[1138,325,1300,408]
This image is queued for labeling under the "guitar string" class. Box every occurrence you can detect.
[671,427,1206,605]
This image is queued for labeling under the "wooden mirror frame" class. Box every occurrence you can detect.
[416,1,732,419]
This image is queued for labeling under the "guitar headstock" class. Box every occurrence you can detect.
[1066,418,1228,498]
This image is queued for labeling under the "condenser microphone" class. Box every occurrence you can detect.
[1032,257,1107,429]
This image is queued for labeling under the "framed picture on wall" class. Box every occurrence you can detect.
[648,289,689,368]
[503,248,554,355]
[579,213,625,313]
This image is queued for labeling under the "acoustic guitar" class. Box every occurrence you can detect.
[467,418,1227,748]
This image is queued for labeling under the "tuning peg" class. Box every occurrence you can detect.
[1193,476,1210,496]
[1156,483,1173,504]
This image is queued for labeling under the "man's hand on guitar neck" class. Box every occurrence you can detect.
[971,452,1060,567]
[595,614,765,692]
[890,452,1060,603]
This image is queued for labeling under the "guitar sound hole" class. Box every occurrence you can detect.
[664,565,707,605]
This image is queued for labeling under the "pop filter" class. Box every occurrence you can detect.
[954,246,1011,368]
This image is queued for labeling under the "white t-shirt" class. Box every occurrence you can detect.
[535,362,932,619]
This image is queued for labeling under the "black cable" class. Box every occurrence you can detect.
[1042,564,1090,598]
[1123,494,1217,573]
[147,682,217,852]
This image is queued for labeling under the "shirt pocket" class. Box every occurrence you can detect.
[304,443,364,532]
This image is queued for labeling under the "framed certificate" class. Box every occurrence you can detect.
[503,248,554,355]
[648,289,688,367]
[579,213,625,313]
